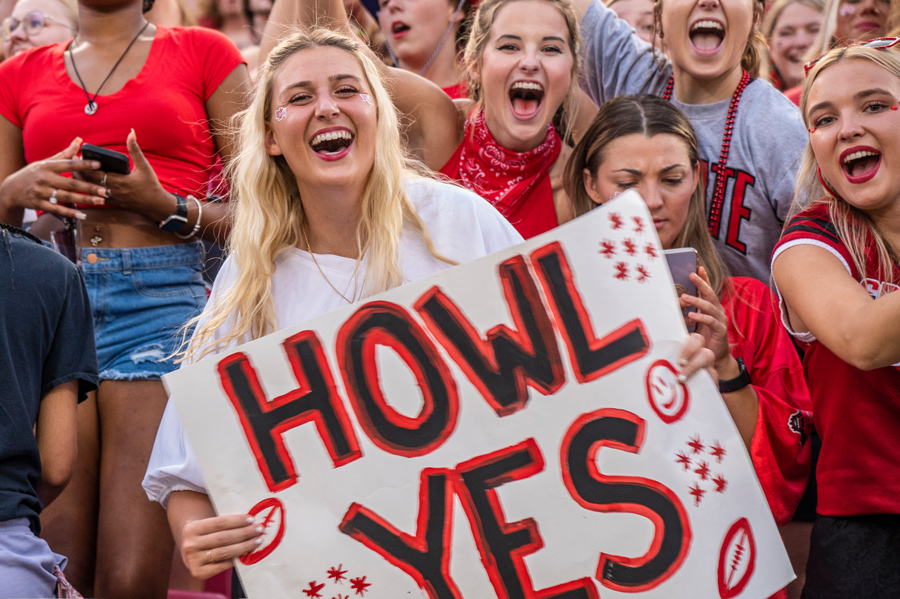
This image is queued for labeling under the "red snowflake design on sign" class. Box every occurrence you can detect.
[713,473,728,493]
[609,212,624,230]
[623,238,638,256]
[614,261,629,281]
[675,434,729,507]
[636,265,651,283]
[633,216,645,234]
[327,565,347,584]
[599,240,617,258]
[300,567,371,599]
[694,460,711,481]
[350,577,371,596]
[689,482,706,506]
[645,243,657,259]
[709,440,727,463]
[687,435,705,454]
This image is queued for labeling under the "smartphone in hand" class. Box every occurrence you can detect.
[81,144,131,175]
[664,248,698,333]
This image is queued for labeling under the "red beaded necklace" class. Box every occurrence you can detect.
[662,70,751,235]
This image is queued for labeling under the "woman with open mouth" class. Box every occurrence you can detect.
[761,0,825,103]
[772,40,900,597]
[570,0,808,286]
[143,27,523,582]
[262,0,585,240]
[368,0,473,98]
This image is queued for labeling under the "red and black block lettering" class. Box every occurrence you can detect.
[218,331,361,493]
[415,255,564,417]
[340,469,461,599]
[338,302,459,457]
[454,439,598,599]
[530,242,650,383]
[560,409,691,592]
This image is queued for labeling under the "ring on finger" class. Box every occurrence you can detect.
[101,174,108,188]
[49,189,58,205]
[205,549,213,565]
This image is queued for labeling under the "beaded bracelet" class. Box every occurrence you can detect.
[175,195,203,239]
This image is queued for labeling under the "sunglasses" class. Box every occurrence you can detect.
[1,10,74,40]
[804,37,900,77]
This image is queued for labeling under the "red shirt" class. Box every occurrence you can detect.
[774,202,900,516]
[723,277,813,525]
[0,27,245,201]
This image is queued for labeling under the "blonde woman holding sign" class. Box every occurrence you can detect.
[142,27,523,579]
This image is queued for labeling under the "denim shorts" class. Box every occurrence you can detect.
[81,242,207,381]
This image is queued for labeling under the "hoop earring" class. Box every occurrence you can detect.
[817,166,842,200]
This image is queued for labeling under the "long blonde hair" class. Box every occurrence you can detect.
[793,44,900,283]
[565,95,729,297]
[185,28,449,361]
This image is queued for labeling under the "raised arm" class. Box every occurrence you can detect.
[576,0,669,106]
[259,0,465,170]
[773,244,900,370]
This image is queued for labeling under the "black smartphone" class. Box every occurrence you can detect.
[664,248,698,333]
[81,143,131,175]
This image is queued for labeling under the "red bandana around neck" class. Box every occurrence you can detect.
[440,109,561,238]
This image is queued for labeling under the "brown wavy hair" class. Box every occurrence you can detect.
[565,94,728,297]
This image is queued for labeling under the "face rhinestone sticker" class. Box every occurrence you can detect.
[359,94,374,106]
[275,106,288,121]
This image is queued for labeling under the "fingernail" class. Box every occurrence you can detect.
[677,373,687,384]
[255,526,264,534]
[91,161,101,169]
[255,537,264,545]
[678,358,688,367]
[75,211,87,220]
[93,197,105,205]
[105,189,112,199]
[246,516,254,524]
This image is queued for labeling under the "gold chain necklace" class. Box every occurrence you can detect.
[302,219,354,304]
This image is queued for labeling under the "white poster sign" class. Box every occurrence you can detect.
[167,191,793,599]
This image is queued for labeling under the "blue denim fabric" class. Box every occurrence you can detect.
[81,242,206,381]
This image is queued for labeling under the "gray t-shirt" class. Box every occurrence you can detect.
[580,0,808,284]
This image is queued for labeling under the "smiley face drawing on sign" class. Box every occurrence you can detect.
[645,359,690,424]
[240,497,286,565]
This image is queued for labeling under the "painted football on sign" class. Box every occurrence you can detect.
[717,517,757,599]
[240,497,286,565]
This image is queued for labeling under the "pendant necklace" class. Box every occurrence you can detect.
[662,70,750,235]
[68,21,150,116]
[302,218,358,305]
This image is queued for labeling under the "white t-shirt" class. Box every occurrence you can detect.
[143,177,523,506]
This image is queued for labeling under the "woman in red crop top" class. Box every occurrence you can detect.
[0,0,251,595]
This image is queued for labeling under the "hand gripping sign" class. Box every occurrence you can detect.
[166,191,793,599]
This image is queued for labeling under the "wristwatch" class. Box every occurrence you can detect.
[159,193,189,232]
[719,357,752,393]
